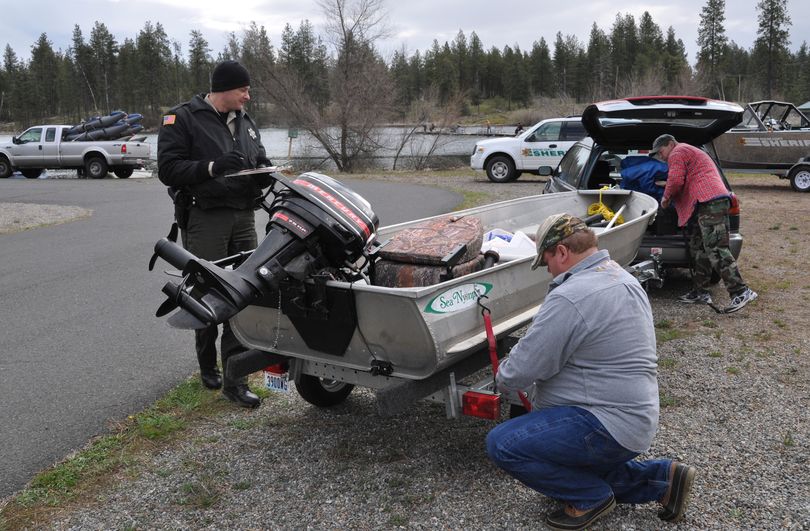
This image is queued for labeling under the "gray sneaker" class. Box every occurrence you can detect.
[677,290,713,304]
[724,288,758,314]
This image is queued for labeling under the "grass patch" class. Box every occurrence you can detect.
[701,319,718,328]
[454,189,491,211]
[754,329,773,341]
[0,374,221,530]
[229,418,261,430]
[783,432,795,447]
[177,477,222,509]
[655,329,683,343]
[233,480,251,491]
[137,413,186,439]
[773,319,787,329]
[726,366,741,375]
[658,357,678,369]
[655,319,686,343]
[659,393,680,408]
[708,351,723,358]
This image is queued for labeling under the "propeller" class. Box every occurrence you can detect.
[148,222,179,271]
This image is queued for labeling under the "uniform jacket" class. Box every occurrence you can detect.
[157,94,273,210]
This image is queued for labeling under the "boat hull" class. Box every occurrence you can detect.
[231,190,659,380]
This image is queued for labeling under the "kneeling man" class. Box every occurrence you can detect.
[487,214,695,530]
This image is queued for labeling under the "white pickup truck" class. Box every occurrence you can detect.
[0,124,150,179]
[470,117,586,182]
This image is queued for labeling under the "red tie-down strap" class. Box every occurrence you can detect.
[479,300,532,412]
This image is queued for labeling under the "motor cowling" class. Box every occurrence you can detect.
[152,170,379,330]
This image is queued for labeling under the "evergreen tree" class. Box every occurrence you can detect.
[390,47,412,110]
[696,0,729,98]
[188,30,212,95]
[89,21,118,113]
[636,12,664,81]
[278,20,329,110]
[753,0,791,98]
[724,41,752,102]
[241,21,275,115]
[553,32,581,98]
[529,38,554,97]
[115,38,139,114]
[451,30,470,92]
[663,27,691,94]
[502,45,529,108]
[784,42,809,104]
[70,25,97,115]
[29,33,61,120]
[609,13,638,95]
[586,24,611,100]
[482,46,503,99]
[468,32,485,96]
[135,21,173,116]
[2,45,24,123]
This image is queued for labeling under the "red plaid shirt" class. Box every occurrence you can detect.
[663,143,730,227]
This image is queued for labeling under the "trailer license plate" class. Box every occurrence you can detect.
[264,369,289,393]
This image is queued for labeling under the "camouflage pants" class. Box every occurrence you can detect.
[688,198,746,295]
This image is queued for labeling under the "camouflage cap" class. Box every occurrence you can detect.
[530,213,589,270]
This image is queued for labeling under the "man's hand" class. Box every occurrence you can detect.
[661,196,670,209]
[212,150,245,176]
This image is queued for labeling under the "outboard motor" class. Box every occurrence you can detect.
[150,169,379,330]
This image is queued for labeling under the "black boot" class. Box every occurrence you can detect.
[222,384,261,408]
[200,367,222,390]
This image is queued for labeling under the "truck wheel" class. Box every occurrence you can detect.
[0,157,12,178]
[113,167,134,179]
[85,156,109,179]
[294,374,354,407]
[21,168,42,179]
[485,155,517,183]
[788,165,810,192]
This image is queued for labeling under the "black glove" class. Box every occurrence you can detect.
[212,150,246,176]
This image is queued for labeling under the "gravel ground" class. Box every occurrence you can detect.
[3,171,809,530]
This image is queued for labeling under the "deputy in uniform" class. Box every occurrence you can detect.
[158,60,273,408]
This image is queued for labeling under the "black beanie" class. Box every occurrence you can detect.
[211,60,251,92]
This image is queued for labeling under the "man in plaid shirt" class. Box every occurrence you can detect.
[653,134,757,313]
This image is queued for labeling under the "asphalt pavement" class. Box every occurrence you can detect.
[0,175,461,499]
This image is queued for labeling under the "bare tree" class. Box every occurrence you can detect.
[259,0,394,172]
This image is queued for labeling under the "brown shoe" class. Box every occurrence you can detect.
[659,462,697,522]
[545,494,615,530]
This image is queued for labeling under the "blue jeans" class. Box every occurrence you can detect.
[487,406,671,511]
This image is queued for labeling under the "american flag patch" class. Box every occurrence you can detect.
[162,114,176,126]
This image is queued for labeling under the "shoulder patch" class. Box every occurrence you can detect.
[162,114,176,126]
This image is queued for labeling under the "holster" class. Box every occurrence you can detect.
[169,187,194,230]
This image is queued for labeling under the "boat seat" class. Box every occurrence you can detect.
[372,215,486,287]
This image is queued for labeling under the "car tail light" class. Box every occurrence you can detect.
[728,193,740,216]
[462,391,500,420]
[121,144,127,154]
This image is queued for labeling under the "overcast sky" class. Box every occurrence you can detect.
[3,0,808,66]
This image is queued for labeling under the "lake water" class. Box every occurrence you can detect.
[1,125,514,170]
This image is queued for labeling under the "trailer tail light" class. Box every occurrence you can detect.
[728,193,740,216]
[462,391,500,420]
[121,144,127,154]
